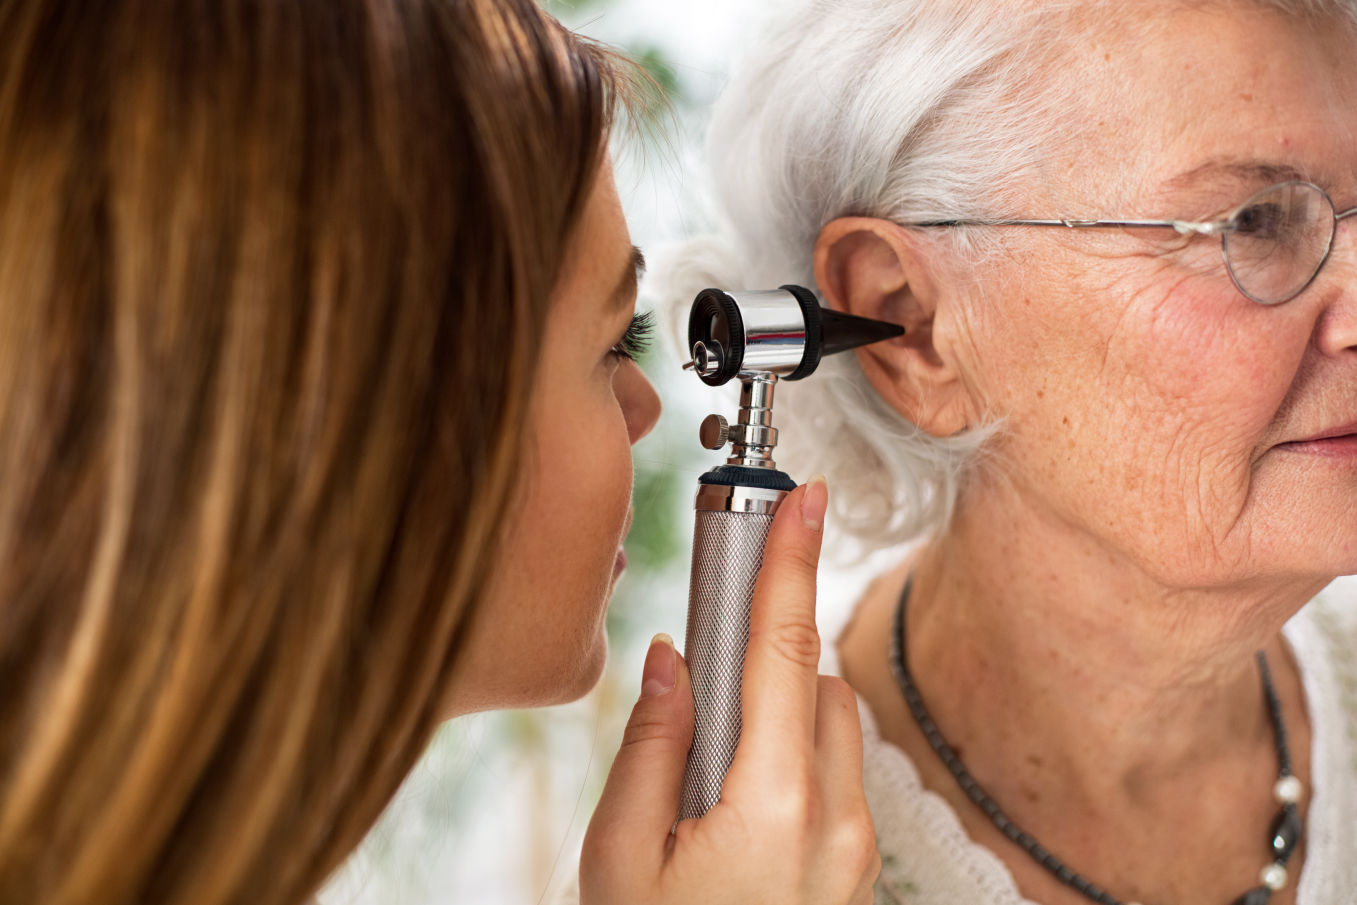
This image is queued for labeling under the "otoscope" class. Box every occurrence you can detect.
[677,284,903,821]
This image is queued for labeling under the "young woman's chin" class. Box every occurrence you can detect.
[442,618,609,718]
[530,624,610,708]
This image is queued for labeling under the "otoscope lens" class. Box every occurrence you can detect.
[711,314,731,349]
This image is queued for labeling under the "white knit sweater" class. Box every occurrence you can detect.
[851,582,1357,905]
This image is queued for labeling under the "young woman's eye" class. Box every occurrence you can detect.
[611,311,655,362]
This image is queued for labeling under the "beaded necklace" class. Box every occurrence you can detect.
[889,578,1304,905]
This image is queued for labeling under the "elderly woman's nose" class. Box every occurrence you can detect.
[1314,223,1357,356]
[1314,290,1357,356]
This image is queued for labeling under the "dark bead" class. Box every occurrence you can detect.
[1233,887,1272,905]
[1272,805,1302,860]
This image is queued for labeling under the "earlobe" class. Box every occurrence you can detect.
[812,217,976,437]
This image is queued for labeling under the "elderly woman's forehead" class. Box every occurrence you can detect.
[1036,1,1357,200]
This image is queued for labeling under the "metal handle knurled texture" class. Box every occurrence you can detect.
[677,508,774,822]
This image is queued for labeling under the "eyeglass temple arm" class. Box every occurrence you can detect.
[912,217,1231,235]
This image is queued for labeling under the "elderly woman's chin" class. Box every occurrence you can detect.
[953,461,1353,599]
[1246,486,1357,585]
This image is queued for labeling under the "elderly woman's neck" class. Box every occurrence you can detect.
[897,493,1322,793]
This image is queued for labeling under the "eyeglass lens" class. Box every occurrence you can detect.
[1223,181,1335,305]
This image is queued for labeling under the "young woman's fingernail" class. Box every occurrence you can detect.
[801,474,828,532]
[641,633,676,698]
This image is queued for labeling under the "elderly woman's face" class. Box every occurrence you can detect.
[955,5,1357,587]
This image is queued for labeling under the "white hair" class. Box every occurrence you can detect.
[655,0,1357,556]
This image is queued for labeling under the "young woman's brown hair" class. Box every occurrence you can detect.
[0,1,619,902]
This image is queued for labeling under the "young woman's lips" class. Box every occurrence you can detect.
[1277,422,1357,458]
[614,510,634,577]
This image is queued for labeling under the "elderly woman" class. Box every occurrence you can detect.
[661,0,1357,903]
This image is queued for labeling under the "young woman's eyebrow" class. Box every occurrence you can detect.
[609,246,646,314]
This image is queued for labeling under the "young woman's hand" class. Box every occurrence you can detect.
[580,479,880,905]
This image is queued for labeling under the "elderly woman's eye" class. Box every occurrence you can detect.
[1232,202,1285,238]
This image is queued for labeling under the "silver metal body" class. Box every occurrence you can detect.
[724,289,809,374]
[692,362,780,469]
[727,374,778,467]
[678,483,786,822]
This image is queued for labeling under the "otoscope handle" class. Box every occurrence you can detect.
[677,471,792,822]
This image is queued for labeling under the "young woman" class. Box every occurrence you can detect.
[0,1,878,904]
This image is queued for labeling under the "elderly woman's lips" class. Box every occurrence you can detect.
[1298,421,1357,442]
[1277,425,1357,457]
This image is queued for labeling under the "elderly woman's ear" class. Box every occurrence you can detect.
[814,217,978,437]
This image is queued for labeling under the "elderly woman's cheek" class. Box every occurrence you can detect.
[1113,281,1289,435]
[1003,277,1272,573]
[1110,286,1301,551]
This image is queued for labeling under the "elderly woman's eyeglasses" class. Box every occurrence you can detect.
[909,180,1357,305]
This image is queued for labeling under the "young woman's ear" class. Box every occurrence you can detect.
[813,217,976,437]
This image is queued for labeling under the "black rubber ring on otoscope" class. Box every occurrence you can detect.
[781,284,823,381]
[689,289,745,386]
[698,465,798,492]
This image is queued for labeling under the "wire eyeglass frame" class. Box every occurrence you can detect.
[907,179,1357,305]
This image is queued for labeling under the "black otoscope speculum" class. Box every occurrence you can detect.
[676,284,902,823]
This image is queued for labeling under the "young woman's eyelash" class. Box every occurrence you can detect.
[612,311,655,361]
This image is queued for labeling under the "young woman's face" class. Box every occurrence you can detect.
[447,164,661,715]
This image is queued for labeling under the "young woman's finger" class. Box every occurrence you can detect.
[729,478,827,783]
[583,635,695,876]
[813,678,879,905]
[813,674,866,789]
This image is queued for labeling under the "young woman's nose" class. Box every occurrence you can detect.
[618,360,661,445]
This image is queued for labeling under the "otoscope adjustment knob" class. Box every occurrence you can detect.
[699,414,730,450]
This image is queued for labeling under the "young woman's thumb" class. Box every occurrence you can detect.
[583,634,695,872]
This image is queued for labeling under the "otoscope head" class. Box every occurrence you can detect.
[686,285,903,387]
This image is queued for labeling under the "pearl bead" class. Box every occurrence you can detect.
[1274,774,1303,804]
[1261,862,1288,891]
